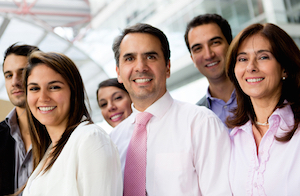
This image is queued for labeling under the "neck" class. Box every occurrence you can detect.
[45,125,66,146]
[15,106,31,152]
[132,90,166,112]
[251,96,280,124]
[208,77,234,103]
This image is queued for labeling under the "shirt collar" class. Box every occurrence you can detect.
[130,91,173,124]
[230,103,294,137]
[206,88,236,104]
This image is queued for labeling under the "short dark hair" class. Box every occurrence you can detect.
[226,23,300,142]
[3,43,39,67]
[112,23,170,66]
[96,78,128,102]
[184,14,232,53]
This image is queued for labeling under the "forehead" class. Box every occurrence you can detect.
[98,86,124,99]
[238,34,271,52]
[119,33,162,55]
[28,64,63,81]
[188,23,225,43]
[3,54,28,72]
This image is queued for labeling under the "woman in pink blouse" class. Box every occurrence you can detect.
[226,23,300,195]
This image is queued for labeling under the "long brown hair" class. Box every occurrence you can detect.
[24,51,93,171]
[226,23,300,142]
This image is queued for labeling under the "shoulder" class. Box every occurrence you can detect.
[70,121,112,147]
[0,120,11,137]
[174,99,214,118]
[196,95,208,107]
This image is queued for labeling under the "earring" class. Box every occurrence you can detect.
[283,77,286,80]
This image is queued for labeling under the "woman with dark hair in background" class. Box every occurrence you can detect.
[226,23,300,195]
[22,52,122,196]
[97,78,132,127]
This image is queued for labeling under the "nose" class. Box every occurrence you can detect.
[134,57,148,72]
[12,74,22,88]
[39,89,51,102]
[204,46,215,60]
[246,58,258,73]
[108,101,117,112]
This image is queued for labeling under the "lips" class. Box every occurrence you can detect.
[246,78,264,83]
[38,106,56,112]
[12,89,24,95]
[110,113,123,122]
[134,78,151,83]
[206,61,219,67]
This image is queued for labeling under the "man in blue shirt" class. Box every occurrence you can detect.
[184,14,237,129]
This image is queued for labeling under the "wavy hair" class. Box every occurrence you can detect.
[226,23,300,142]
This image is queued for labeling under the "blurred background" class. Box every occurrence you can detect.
[0,0,299,132]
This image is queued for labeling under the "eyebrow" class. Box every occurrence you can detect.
[3,68,25,75]
[122,51,159,58]
[190,36,224,51]
[144,51,158,56]
[237,49,271,56]
[27,80,65,86]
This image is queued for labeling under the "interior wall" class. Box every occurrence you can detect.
[0,99,14,121]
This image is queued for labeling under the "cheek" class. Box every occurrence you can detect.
[27,93,36,109]
[234,65,243,81]
[101,109,109,120]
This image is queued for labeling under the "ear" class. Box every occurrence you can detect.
[282,69,287,79]
[166,60,171,79]
[116,66,123,83]
[190,54,197,68]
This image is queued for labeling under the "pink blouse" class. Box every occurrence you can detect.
[230,105,300,196]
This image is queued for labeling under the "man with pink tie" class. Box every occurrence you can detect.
[110,23,231,196]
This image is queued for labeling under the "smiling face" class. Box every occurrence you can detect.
[97,86,132,127]
[188,23,229,82]
[116,33,170,111]
[234,34,286,102]
[3,54,28,108]
[27,64,71,131]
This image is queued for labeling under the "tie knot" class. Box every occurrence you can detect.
[135,112,153,126]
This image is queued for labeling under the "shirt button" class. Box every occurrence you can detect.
[224,105,227,109]
[254,183,257,187]
[255,166,259,170]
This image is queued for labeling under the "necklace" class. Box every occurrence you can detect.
[256,121,269,126]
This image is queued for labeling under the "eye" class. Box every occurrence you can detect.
[192,46,202,53]
[125,57,134,62]
[5,74,12,79]
[28,86,40,91]
[212,41,221,45]
[49,85,61,90]
[114,96,122,100]
[237,57,247,62]
[99,102,107,108]
[259,55,269,60]
[147,55,156,60]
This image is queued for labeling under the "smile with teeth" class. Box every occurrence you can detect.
[111,113,122,121]
[39,106,56,111]
[246,78,264,83]
[134,78,151,83]
[206,62,218,67]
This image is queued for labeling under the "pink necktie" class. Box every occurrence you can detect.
[124,112,153,196]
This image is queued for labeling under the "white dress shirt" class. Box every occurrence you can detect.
[110,91,231,196]
[230,105,300,196]
[23,121,123,196]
